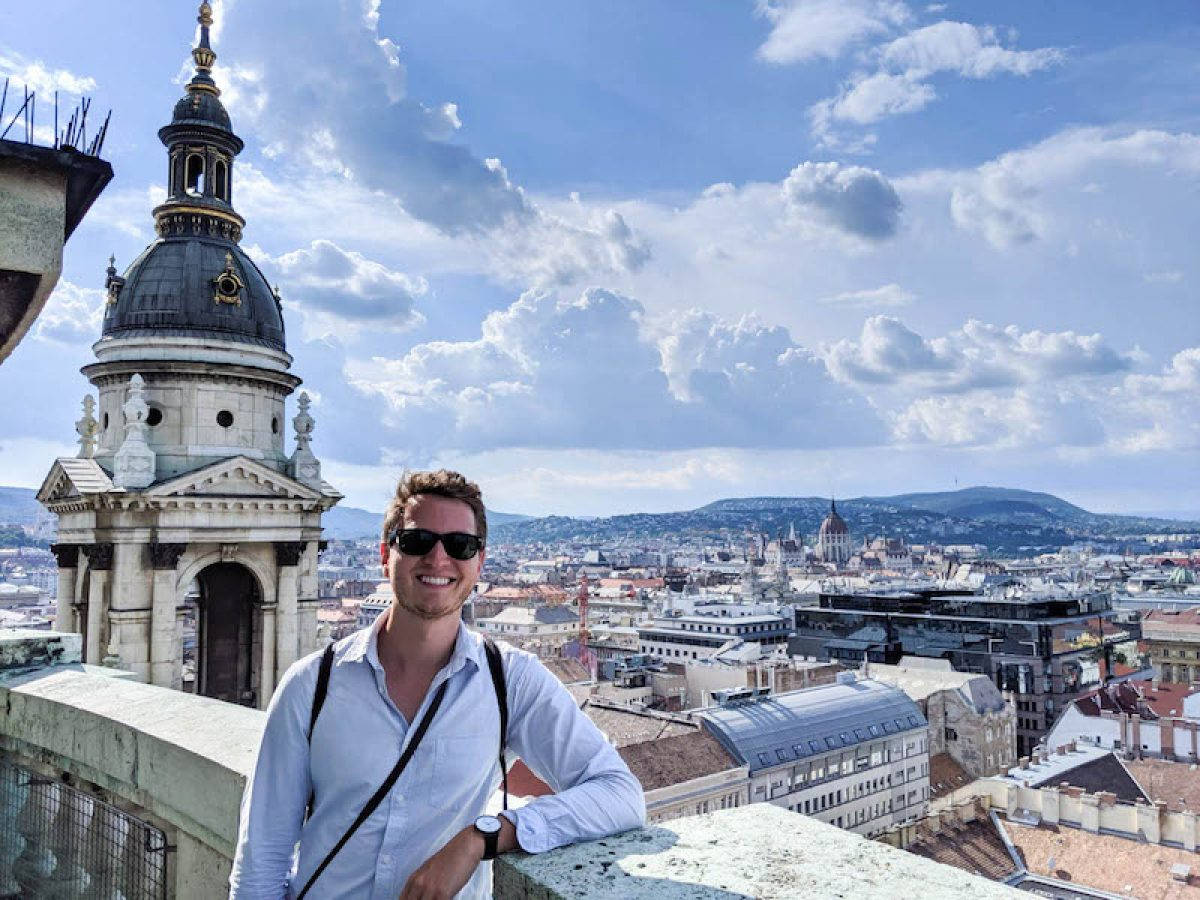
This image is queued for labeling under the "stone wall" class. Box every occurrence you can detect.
[495,803,1023,899]
[0,630,261,897]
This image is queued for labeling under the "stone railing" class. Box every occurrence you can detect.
[0,629,260,898]
[0,629,1023,897]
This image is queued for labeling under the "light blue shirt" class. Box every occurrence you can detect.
[229,617,646,898]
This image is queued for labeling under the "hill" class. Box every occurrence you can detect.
[490,486,1200,554]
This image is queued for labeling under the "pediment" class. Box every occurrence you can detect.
[147,456,322,502]
[36,458,115,504]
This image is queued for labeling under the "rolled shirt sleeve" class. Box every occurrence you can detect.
[499,650,646,853]
[229,657,316,898]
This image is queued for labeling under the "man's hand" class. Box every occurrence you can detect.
[399,816,518,900]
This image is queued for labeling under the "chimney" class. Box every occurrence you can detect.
[1019,756,1031,769]
[1067,740,1077,752]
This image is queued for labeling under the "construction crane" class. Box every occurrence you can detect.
[577,574,596,677]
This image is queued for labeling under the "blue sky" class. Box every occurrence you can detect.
[1,1,1198,518]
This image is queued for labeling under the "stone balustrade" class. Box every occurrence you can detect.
[0,630,1023,897]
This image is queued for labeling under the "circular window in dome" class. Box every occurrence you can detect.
[271,416,279,434]
[146,407,163,427]
[216,410,234,428]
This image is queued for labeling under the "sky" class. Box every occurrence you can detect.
[1,0,1198,518]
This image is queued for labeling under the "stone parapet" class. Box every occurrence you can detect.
[495,804,1023,899]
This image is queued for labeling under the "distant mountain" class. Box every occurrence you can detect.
[866,486,1089,520]
[0,486,529,542]
[491,486,1200,553]
[0,486,47,527]
[322,505,530,540]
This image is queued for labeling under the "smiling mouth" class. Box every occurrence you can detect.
[417,575,455,586]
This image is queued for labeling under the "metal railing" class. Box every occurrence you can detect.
[0,756,168,899]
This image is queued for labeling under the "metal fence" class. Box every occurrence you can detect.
[0,756,168,899]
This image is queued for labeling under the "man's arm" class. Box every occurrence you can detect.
[498,650,647,853]
[228,660,314,898]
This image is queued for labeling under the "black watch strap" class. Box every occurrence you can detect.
[478,823,499,861]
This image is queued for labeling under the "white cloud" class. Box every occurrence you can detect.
[807,17,1062,144]
[252,239,427,335]
[345,288,884,459]
[33,281,106,345]
[879,21,1062,78]
[819,283,915,308]
[825,316,1135,392]
[755,0,910,64]
[782,161,903,239]
[892,387,1106,448]
[1143,270,1183,284]
[214,0,648,288]
[0,47,96,96]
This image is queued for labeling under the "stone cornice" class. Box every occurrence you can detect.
[82,360,300,393]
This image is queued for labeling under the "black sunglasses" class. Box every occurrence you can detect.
[388,528,483,561]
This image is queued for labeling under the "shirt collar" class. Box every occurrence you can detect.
[341,607,484,678]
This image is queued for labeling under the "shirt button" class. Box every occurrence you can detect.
[380,853,393,866]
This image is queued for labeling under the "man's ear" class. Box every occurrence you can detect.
[379,540,390,575]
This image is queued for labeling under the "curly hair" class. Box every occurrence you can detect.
[381,469,488,545]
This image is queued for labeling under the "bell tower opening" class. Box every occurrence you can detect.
[191,563,261,706]
[185,153,206,195]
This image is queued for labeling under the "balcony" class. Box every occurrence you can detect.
[0,630,1021,897]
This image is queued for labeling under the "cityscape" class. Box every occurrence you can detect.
[2,1,1199,898]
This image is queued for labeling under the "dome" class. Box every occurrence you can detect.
[101,237,285,351]
[170,87,232,131]
[818,501,849,538]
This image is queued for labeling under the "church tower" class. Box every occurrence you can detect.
[38,4,341,708]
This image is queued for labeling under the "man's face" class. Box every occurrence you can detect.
[380,494,485,622]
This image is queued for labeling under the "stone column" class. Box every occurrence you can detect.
[296,540,321,657]
[148,543,187,688]
[258,601,277,708]
[81,543,113,664]
[274,542,304,681]
[106,541,154,679]
[48,543,80,632]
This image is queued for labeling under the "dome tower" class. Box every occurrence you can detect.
[817,499,851,566]
[39,4,340,709]
[88,1,291,480]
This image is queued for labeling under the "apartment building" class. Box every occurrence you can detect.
[699,673,931,837]
[638,610,791,662]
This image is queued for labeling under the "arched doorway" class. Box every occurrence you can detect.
[192,562,261,706]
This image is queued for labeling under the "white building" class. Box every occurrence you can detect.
[816,500,852,566]
[637,610,791,662]
[700,673,931,837]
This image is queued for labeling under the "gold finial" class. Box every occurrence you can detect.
[191,2,217,75]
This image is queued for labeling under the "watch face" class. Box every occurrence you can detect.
[475,814,502,835]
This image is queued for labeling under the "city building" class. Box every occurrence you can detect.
[866,658,1016,777]
[474,604,579,656]
[1141,608,1200,684]
[35,3,340,707]
[1041,677,1200,761]
[700,673,932,837]
[792,586,1126,755]
[816,499,852,566]
[637,609,791,662]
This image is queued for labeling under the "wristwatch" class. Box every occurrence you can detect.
[474,814,503,860]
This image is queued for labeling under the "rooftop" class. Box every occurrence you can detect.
[618,730,738,791]
[701,676,926,772]
[1125,758,1200,813]
[1003,819,1200,900]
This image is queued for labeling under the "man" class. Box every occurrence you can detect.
[230,470,645,898]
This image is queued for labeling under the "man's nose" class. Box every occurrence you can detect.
[423,538,451,562]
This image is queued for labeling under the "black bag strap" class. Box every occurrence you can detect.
[304,643,336,821]
[309,643,335,744]
[482,636,509,811]
[297,679,448,900]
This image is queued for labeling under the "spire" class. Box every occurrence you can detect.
[189,2,219,95]
[831,497,837,514]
